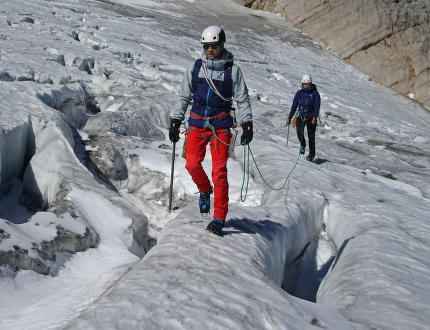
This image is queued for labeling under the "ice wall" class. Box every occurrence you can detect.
[0,109,34,191]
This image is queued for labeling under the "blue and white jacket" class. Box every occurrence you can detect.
[172,49,252,129]
[288,84,320,120]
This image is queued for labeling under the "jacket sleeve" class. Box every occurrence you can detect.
[232,66,252,125]
[288,91,300,119]
[313,91,321,118]
[171,62,194,121]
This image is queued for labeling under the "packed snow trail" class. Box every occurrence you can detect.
[67,204,362,330]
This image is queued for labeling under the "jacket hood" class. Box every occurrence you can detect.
[201,49,234,71]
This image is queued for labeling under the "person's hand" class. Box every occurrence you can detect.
[286,118,291,126]
[169,118,181,143]
[241,121,253,145]
[312,117,317,125]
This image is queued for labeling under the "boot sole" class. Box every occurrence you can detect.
[207,228,224,237]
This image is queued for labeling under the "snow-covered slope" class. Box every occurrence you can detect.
[0,0,429,329]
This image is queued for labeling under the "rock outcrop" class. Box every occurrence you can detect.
[238,0,430,110]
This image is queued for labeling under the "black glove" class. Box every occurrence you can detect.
[241,121,253,145]
[169,118,181,143]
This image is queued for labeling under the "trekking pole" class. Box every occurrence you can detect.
[168,142,176,213]
[286,124,290,148]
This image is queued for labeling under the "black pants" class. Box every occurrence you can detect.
[296,118,317,157]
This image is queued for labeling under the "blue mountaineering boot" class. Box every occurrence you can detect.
[199,187,213,214]
[206,218,224,236]
[299,146,306,154]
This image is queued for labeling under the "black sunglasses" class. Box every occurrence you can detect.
[203,43,221,50]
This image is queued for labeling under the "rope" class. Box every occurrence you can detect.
[203,118,306,202]
[202,62,232,102]
[238,140,302,201]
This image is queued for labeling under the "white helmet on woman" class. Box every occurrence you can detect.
[201,25,226,43]
[301,74,312,84]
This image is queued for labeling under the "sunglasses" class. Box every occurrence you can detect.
[203,43,221,50]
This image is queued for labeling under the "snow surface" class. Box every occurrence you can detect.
[0,0,430,329]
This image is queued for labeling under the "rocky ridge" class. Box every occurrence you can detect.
[238,0,430,111]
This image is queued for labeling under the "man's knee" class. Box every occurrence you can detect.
[185,159,201,173]
[212,167,228,185]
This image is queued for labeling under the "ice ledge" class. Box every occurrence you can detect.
[0,225,97,275]
[0,83,148,274]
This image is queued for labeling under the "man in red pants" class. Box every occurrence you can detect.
[169,25,253,236]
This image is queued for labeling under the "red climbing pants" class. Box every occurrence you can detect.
[185,127,231,221]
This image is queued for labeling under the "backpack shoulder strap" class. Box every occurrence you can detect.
[224,61,233,94]
[191,59,202,92]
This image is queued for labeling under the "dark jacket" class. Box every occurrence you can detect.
[288,84,320,120]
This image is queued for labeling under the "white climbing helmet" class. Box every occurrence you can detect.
[201,25,226,44]
[301,74,312,84]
